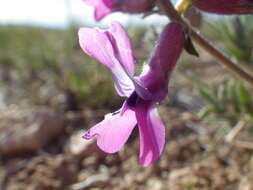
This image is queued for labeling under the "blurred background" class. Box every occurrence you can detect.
[0,0,253,189]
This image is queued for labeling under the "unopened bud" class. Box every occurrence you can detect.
[192,0,253,14]
[138,22,185,101]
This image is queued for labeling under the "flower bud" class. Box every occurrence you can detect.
[138,22,185,102]
[192,0,253,14]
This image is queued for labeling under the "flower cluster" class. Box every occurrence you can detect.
[79,0,253,166]
[84,0,253,21]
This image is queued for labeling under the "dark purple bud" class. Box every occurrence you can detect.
[192,0,253,14]
[138,22,185,102]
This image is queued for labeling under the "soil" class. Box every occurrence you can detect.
[1,62,253,190]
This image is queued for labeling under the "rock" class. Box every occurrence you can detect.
[70,174,109,190]
[5,154,77,190]
[168,156,240,190]
[0,166,6,189]
[239,175,253,190]
[168,167,209,190]
[0,106,65,156]
[146,178,163,190]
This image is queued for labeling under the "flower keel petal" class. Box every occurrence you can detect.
[83,103,137,153]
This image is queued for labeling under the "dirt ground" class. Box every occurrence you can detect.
[1,61,253,190]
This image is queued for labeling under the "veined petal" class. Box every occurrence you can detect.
[135,100,165,167]
[83,102,137,153]
[107,21,136,75]
[78,24,135,97]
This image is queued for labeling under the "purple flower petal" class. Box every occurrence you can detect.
[120,0,156,13]
[137,22,185,102]
[135,65,167,102]
[84,0,156,21]
[83,102,137,153]
[107,22,136,76]
[135,100,165,167]
[84,0,116,21]
[78,23,135,97]
[192,0,253,14]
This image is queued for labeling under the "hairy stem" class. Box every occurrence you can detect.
[159,0,253,85]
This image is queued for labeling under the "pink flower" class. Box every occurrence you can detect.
[84,0,156,21]
[192,0,253,14]
[78,21,184,166]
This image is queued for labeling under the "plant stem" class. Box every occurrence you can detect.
[159,0,253,85]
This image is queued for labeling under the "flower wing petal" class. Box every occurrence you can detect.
[83,102,137,153]
[78,26,135,97]
[135,100,165,166]
[108,21,136,75]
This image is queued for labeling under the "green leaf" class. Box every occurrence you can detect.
[236,83,250,105]
[227,80,240,113]
[217,83,227,102]
[198,105,216,119]
[197,86,223,112]
[184,34,199,57]
[236,82,252,113]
